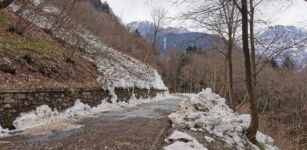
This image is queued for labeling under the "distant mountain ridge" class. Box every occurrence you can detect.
[127,21,307,69]
[257,25,307,69]
[127,21,217,54]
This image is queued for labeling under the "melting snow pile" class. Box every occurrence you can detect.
[168,88,279,150]
[0,125,9,137]
[3,92,172,133]
[164,130,208,150]
[11,99,119,130]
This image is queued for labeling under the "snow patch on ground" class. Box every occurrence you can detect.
[168,88,280,150]
[164,130,208,150]
[204,136,215,143]
[0,125,9,137]
[1,92,174,136]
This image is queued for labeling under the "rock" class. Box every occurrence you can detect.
[23,55,34,64]
[3,104,11,109]
[0,64,16,74]
[194,103,209,112]
[4,98,14,104]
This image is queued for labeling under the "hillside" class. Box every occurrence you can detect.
[0,10,101,89]
[0,0,167,91]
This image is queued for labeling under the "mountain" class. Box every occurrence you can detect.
[127,22,307,69]
[127,21,217,54]
[257,25,307,69]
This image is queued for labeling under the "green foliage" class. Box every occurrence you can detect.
[0,12,6,22]
[270,58,279,69]
[0,12,12,25]
[0,32,65,60]
[186,46,198,54]
[282,54,296,70]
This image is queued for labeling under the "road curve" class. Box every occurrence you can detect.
[0,98,182,150]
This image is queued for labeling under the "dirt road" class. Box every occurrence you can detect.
[0,98,182,150]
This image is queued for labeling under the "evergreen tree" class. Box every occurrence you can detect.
[282,55,296,70]
[270,59,279,69]
[186,46,198,54]
[134,29,140,36]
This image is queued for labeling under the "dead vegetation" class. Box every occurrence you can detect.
[0,9,101,89]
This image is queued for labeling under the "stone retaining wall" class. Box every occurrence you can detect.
[0,87,165,129]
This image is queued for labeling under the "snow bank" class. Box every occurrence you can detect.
[0,125,9,137]
[1,92,173,136]
[164,130,208,150]
[168,88,280,150]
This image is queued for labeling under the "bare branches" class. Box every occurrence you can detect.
[232,0,242,12]
[144,7,168,63]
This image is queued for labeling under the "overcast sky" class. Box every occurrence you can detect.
[107,0,307,30]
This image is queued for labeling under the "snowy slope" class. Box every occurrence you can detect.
[9,2,168,91]
[167,89,280,150]
[257,25,307,69]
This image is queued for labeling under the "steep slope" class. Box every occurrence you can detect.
[127,21,217,54]
[0,10,101,89]
[5,1,167,91]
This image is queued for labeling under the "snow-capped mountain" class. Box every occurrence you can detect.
[127,21,217,54]
[127,21,190,36]
[257,25,307,69]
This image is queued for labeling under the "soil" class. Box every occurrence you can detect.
[0,98,182,150]
[0,9,102,90]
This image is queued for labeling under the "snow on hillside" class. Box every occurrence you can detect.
[9,2,168,91]
[166,89,280,150]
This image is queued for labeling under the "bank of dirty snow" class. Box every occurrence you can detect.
[164,130,208,150]
[1,92,173,134]
[166,88,280,150]
[0,125,9,137]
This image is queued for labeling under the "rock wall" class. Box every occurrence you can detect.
[0,87,165,129]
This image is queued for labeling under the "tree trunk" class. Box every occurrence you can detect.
[227,29,235,112]
[219,56,228,97]
[249,0,257,87]
[213,49,217,93]
[241,0,259,143]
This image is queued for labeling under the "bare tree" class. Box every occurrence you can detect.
[144,8,167,63]
[174,0,240,111]
[233,0,259,143]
